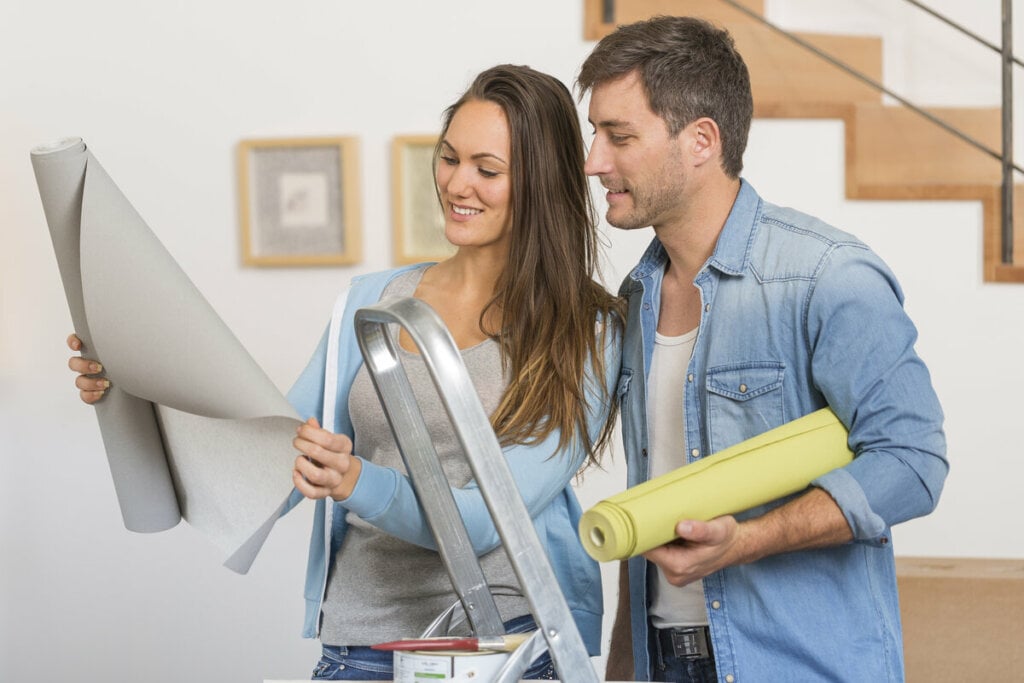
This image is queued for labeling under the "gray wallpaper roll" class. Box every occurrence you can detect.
[32,138,302,573]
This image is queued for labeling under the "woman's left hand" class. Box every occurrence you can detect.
[292,417,362,501]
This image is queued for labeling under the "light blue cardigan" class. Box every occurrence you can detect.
[282,265,619,654]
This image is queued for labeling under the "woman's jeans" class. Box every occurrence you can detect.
[311,614,557,680]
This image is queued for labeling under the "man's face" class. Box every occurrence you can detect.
[585,71,689,231]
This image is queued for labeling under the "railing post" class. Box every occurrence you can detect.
[602,0,615,24]
[1002,0,1015,264]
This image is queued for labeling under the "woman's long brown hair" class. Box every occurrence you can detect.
[435,65,624,468]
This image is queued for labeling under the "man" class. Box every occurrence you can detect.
[578,16,947,682]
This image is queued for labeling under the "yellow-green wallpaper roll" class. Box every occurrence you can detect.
[579,408,853,562]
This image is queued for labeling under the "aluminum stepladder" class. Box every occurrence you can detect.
[354,297,599,683]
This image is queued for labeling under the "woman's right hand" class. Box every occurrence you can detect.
[67,334,109,404]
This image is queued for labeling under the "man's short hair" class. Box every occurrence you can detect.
[578,15,753,178]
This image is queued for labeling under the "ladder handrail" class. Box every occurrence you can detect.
[354,303,506,637]
[354,297,599,682]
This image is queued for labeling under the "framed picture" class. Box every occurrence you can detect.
[391,135,455,265]
[237,137,361,266]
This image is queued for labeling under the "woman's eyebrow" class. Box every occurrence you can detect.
[441,139,508,166]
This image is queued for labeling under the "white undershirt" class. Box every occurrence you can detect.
[647,328,708,628]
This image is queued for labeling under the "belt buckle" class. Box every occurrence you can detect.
[669,626,711,660]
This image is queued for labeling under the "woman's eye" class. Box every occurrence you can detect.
[478,168,498,178]
[440,155,457,166]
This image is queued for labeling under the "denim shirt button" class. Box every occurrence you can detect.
[704,303,711,312]
[711,600,721,609]
[739,384,748,393]
[690,448,700,458]
[725,675,735,683]
[687,373,694,382]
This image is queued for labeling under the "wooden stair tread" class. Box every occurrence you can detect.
[584,0,764,40]
[850,104,1003,187]
[737,27,883,108]
[986,184,1024,281]
[586,4,882,109]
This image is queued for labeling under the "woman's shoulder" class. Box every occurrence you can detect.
[348,263,434,297]
[593,304,625,339]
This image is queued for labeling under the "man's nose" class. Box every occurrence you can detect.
[584,138,610,177]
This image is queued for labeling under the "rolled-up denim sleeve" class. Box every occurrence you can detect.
[805,244,947,542]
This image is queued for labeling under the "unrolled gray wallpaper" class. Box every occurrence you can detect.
[32,138,302,573]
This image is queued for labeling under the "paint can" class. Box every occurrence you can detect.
[393,649,512,681]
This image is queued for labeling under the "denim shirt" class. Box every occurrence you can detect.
[618,180,947,682]
[283,265,615,654]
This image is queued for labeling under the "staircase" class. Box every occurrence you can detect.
[584,0,1024,283]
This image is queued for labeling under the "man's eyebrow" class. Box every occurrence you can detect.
[440,139,508,165]
[589,118,634,130]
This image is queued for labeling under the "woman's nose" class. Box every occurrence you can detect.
[444,165,472,197]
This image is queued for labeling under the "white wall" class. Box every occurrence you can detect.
[1,1,1021,681]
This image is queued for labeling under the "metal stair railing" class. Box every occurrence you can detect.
[600,0,1021,266]
[354,297,599,683]
[718,0,1019,265]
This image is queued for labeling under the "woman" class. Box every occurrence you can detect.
[69,64,622,680]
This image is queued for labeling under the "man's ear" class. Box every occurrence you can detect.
[688,117,721,166]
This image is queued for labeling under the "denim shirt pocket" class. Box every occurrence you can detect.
[705,361,785,453]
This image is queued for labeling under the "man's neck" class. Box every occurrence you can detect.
[655,176,741,284]
[654,176,741,335]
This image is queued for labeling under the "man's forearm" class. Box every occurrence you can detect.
[646,487,855,586]
[731,487,853,566]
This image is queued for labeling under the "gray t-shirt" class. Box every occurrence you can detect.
[319,267,528,645]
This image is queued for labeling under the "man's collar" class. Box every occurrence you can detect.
[628,179,761,282]
[704,179,761,277]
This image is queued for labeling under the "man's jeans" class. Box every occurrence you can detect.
[651,626,718,683]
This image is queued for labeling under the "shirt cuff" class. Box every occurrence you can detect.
[812,468,889,544]
[340,458,398,519]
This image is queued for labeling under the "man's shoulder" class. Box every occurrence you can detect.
[758,201,865,250]
[750,202,869,280]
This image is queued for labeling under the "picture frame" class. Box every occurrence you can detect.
[391,135,455,265]
[237,136,361,266]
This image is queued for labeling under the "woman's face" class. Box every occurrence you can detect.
[436,99,513,254]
